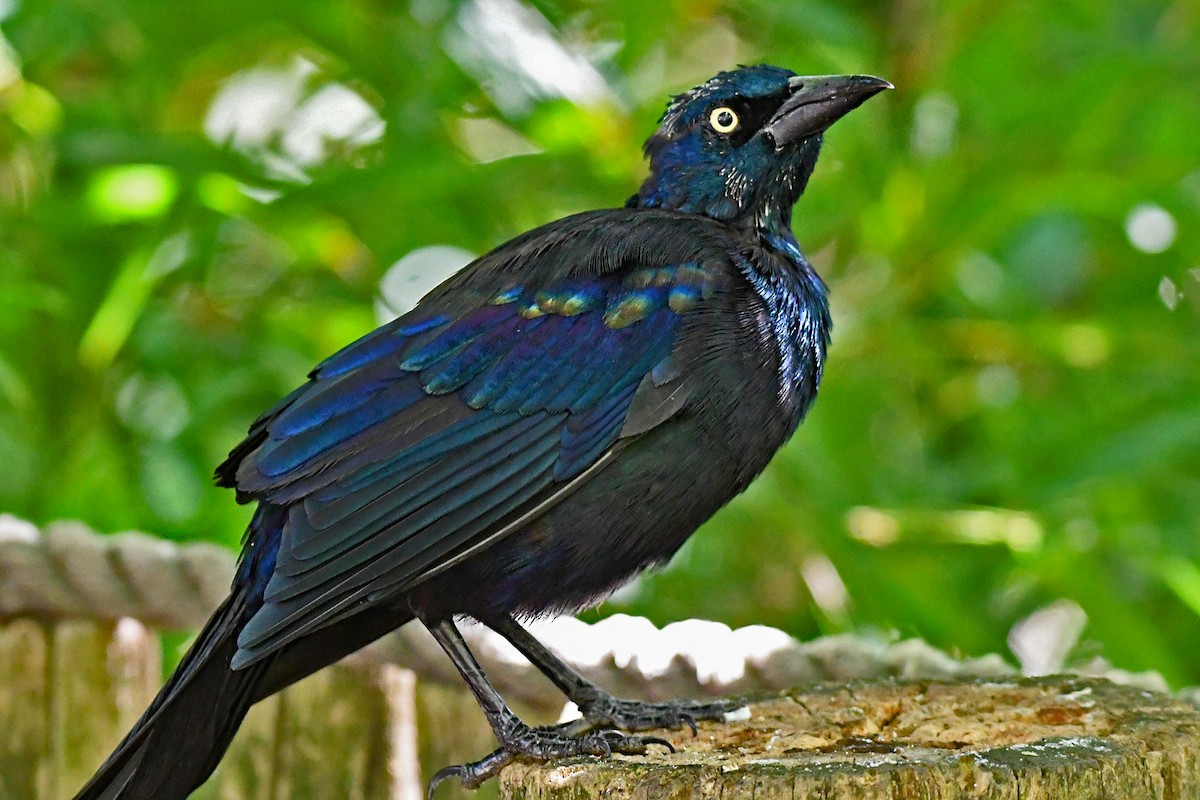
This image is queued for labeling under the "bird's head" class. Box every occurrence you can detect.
[633,64,891,231]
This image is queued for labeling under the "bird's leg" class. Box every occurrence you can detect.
[419,615,672,798]
[489,614,743,736]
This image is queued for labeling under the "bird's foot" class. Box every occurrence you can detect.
[427,724,672,798]
[567,694,747,736]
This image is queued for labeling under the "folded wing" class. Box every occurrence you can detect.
[217,215,727,667]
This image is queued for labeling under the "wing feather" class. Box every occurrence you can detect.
[284,413,560,567]
[235,439,562,662]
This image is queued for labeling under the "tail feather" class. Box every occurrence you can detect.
[73,593,273,800]
[75,594,414,799]
[75,496,414,799]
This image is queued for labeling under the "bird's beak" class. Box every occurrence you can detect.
[764,74,893,150]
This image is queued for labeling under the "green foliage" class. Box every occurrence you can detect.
[1,0,1197,681]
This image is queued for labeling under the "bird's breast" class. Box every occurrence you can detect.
[735,241,831,432]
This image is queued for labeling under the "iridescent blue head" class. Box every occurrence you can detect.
[633,65,891,231]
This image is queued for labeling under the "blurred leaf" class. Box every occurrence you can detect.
[86,164,179,222]
[1,0,1198,685]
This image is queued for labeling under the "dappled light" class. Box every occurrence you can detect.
[204,56,386,184]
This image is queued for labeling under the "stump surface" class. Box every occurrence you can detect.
[500,677,1200,799]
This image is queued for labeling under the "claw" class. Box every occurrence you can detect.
[590,730,616,757]
[426,748,515,798]
[643,735,675,754]
[594,729,675,755]
[426,765,464,800]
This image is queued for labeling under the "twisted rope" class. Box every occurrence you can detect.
[0,515,231,629]
[0,514,1181,712]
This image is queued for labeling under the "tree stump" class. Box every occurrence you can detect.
[500,677,1200,799]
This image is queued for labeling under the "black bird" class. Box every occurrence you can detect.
[75,64,890,799]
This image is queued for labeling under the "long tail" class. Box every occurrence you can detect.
[73,590,273,800]
[74,595,416,800]
[75,498,415,800]
[74,597,415,799]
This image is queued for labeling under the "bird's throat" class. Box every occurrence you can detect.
[737,233,831,433]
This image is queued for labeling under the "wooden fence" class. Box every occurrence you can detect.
[0,515,1177,799]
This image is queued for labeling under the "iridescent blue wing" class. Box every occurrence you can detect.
[220,210,730,666]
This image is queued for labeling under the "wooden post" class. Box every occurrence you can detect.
[0,618,160,800]
[197,662,396,800]
[0,616,499,800]
[499,677,1200,799]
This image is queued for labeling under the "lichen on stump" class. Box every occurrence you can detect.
[500,677,1200,799]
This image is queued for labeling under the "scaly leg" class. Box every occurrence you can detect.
[489,614,742,736]
[420,615,672,797]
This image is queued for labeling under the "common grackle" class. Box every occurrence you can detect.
[74,64,890,799]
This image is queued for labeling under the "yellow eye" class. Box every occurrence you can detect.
[709,106,739,134]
